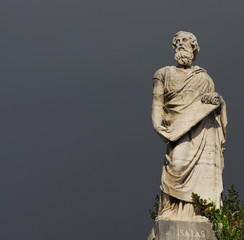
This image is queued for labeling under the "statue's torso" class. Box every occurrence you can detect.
[162,66,212,95]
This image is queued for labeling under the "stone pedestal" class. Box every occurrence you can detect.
[147,220,217,240]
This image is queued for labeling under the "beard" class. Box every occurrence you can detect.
[174,49,194,67]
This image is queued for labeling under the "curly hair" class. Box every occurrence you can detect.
[172,31,200,61]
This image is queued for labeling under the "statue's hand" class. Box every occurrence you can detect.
[154,125,170,143]
[201,93,220,105]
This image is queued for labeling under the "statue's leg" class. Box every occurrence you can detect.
[157,192,202,221]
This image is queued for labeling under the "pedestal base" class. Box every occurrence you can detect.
[147,220,217,240]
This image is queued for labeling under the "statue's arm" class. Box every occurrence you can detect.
[152,79,164,129]
[200,73,224,105]
[152,79,169,142]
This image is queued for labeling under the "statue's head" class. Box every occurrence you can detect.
[172,31,200,67]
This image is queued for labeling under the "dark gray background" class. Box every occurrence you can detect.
[1,0,243,239]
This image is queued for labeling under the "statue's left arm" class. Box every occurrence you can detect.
[200,73,227,141]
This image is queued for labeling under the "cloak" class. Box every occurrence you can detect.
[153,66,227,206]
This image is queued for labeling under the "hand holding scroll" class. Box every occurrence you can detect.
[201,92,220,105]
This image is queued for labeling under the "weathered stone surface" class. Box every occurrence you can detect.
[148,220,217,240]
[151,31,227,220]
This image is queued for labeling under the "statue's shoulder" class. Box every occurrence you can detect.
[153,66,173,81]
[194,65,214,79]
[193,65,215,87]
[193,65,207,73]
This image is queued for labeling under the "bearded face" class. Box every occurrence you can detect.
[173,33,195,67]
[174,47,194,67]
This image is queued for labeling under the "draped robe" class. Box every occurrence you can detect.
[153,66,227,216]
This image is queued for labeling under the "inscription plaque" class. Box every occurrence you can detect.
[154,220,217,240]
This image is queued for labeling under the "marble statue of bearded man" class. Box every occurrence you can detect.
[151,31,227,221]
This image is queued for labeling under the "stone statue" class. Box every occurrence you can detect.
[151,31,227,222]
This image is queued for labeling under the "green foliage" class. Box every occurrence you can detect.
[149,185,244,239]
[148,194,159,220]
[192,185,244,240]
